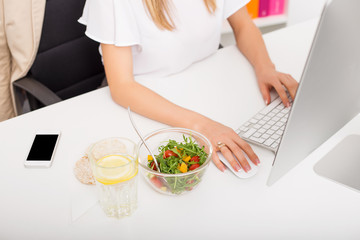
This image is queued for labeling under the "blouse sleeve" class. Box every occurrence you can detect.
[223,0,251,19]
[78,0,140,47]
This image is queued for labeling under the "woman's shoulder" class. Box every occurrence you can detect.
[78,0,143,46]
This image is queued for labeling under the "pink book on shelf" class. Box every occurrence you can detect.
[258,0,270,17]
[269,0,285,16]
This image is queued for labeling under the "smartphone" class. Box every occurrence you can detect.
[24,132,61,168]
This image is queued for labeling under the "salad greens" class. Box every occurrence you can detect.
[147,135,208,194]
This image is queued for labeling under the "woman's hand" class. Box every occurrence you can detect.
[256,66,298,107]
[227,7,298,107]
[193,118,260,172]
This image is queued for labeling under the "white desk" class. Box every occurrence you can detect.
[1,19,359,239]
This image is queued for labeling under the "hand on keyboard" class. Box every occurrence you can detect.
[255,68,298,108]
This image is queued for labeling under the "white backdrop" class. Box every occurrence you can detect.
[220,0,327,46]
[287,0,327,26]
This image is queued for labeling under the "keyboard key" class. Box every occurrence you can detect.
[254,114,264,120]
[275,122,284,127]
[261,133,270,139]
[250,119,258,124]
[263,116,271,121]
[242,128,256,138]
[272,108,280,114]
[258,120,266,125]
[263,124,271,129]
[253,124,262,129]
[271,126,280,131]
[264,138,275,146]
[268,112,275,117]
[268,120,276,125]
[252,132,262,138]
[281,108,290,114]
[271,142,279,148]
[276,130,284,135]
[266,129,275,135]
[250,136,265,144]
[258,128,266,134]
[280,117,287,123]
[260,97,282,115]
[272,116,280,122]
[244,122,251,127]
[277,113,285,118]
[271,134,280,140]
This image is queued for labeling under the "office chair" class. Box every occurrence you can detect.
[13,0,105,114]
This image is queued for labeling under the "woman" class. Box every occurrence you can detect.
[79,0,298,173]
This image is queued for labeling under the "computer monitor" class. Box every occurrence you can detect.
[267,0,360,186]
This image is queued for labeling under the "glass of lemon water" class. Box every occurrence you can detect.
[88,137,138,218]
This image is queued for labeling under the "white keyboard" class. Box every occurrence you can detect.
[236,94,293,152]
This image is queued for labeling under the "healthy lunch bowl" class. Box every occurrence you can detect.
[137,128,213,196]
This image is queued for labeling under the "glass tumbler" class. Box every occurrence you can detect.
[88,137,138,218]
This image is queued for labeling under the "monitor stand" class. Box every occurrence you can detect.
[314,135,360,193]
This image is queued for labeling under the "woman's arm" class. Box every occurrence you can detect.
[228,7,298,106]
[101,44,260,172]
[102,44,199,128]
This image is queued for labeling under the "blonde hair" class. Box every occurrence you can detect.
[143,0,217,31]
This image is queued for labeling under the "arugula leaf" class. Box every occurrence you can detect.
[147,135,208,194]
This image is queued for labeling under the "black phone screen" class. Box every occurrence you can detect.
[26,134,59,161]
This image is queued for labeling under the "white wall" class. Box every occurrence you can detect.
[287,0,327,26]
[220,0,328,46]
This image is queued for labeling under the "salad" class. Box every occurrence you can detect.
[147,135,208,194]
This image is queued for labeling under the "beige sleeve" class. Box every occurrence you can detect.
[1,0,45,118]
[0,0,15,121]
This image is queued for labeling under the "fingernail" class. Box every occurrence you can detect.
[265,99,269,105]
[255,158,261,166]
[220,166,226,172]
[244,165,251,173]
[286,102,291,108]
[235,165,241,172]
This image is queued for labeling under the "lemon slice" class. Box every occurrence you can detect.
[95,155,137,185]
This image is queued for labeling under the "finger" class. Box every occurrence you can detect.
[212,150,226,172]
[232,136,260,166]
[280,74,298,101]
[259,83,271,105]
[273,81,290,107]
[226,142,252,172]
[219,146,241,172]
[287,74,299,100]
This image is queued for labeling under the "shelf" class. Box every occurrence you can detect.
[221,14,288,34]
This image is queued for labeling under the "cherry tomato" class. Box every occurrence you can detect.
[186,179,194,184]
[163,150,178,158]
[150,161,157,171]
[150,176,162,188]
[190,156,200,162]
[189,163,200,171]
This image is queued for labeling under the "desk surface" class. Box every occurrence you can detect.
[1,19,359,240]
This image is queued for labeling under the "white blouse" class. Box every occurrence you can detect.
[79,0,249,77]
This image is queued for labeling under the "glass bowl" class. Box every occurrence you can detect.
[137,127,213,196]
